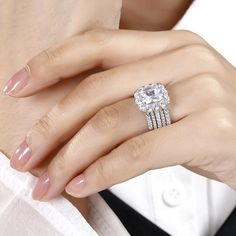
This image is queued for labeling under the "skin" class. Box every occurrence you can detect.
[0,0,191,159]
[5,29,236,201]
[0,0,194,202]
[0,0,122,219]
[121,0,193,30]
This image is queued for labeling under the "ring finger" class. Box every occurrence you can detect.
[10,45,218,172]
[31,73,214,200]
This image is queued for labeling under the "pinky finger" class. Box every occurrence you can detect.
[65,118,194,198]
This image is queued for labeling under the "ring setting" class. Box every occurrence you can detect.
[134,83,171,130]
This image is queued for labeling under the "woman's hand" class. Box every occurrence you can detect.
[5,29,236,200]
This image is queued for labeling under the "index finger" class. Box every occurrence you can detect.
[3,29,204,97]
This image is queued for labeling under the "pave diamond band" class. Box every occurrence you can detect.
[134,83,171,130]
[146,108,169,129]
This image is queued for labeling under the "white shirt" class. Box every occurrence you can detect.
[0,152,129,236]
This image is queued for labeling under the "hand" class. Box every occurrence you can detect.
[6,29,236,200]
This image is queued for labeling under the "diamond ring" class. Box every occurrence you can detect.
[134,83,171,130]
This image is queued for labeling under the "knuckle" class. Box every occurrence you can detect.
[183,43,219,64]
[197,73,225,99]
[72,125,89,146]
[49,151,67,177]
[214,108,233,131]
[179,30,206,44]
[93,159,109,188]
[183,43,207,54]
[36,117,51,134]
[91,105,120,132]
[32,111,57,138]
[45,43,69,64]
[203,107,234,139]
[42,48,58,65]
[27,50,51,79]
[28,43,70,79]
[79,73,106,97]
[56,88,83,112]
[83,28,111,47]
[126,136,149,162]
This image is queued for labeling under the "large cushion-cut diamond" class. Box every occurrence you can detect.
[134,83,169,112]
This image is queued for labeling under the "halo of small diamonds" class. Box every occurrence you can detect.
[134,83,170,113]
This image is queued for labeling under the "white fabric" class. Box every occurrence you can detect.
[110,0,236,235]
[0,152,129,236]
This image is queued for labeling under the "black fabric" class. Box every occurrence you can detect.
[99,190,170,236]
[100,189,236,236]
[215,207,236,236]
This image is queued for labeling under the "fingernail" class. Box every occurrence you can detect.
[10,140,32,170]
[3,66,30,95]
[66,174,85,197]
[32,172,50,200]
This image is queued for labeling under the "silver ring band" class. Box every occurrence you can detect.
[145,113,154,130]
[154,109,162,128]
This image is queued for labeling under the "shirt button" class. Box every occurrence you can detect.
[162,184,186,207]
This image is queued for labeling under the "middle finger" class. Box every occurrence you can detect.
[11,44,218,172]
[32,73,214,200]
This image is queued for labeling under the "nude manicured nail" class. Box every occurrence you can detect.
[11,140,32,170]
[3,67,30,95]
[32,172,50,200]
[66,174,86,196]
